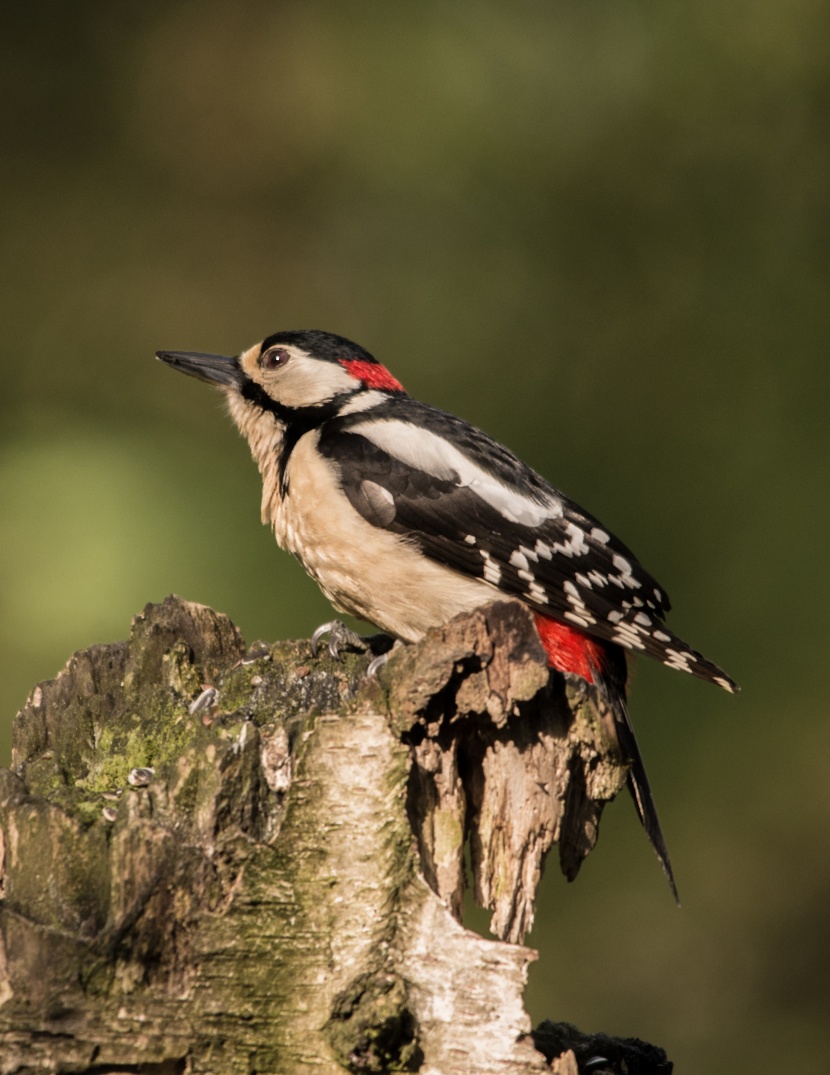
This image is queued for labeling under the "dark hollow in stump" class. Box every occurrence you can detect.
[0,595,671,1074]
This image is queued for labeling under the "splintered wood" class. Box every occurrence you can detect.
[389,600,627,944]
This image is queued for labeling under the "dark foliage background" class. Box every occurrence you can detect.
[2,3,828,1069]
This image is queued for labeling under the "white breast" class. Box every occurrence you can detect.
[270,431,495,640]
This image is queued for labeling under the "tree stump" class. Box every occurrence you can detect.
[0,595,672,1074]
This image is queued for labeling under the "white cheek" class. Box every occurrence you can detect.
[257,350,358,409]
[290,355,357,401]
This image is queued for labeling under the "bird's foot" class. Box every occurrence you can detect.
[310,620,395,661]
[311,619,367,659]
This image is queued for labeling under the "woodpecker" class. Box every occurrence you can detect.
[157,329,738,899]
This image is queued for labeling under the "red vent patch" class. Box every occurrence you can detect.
[339,359,405,393]
[533,613,608,682]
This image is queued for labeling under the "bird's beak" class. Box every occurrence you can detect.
[156,350,243,389]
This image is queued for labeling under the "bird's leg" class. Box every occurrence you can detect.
[310,620,396,661]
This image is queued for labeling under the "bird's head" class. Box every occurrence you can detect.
[157,330,406,426]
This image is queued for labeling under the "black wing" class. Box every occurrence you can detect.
[318,400,737,692]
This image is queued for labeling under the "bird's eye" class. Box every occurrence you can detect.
[260,347,289,371]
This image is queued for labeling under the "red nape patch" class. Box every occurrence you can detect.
[339,358,405,393]
[533,613,608,683]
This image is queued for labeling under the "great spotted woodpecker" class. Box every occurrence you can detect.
[158,329,738,899]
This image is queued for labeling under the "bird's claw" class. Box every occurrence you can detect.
[365,639,403,678]
[366,651,390,677]
[311,620,369,660]
[310,621,398,667]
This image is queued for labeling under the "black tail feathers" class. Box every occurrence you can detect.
[612,693,679,904]
[591,653,679,903]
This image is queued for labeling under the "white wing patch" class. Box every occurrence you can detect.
[352,419,563,526]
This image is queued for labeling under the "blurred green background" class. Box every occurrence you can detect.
[2,1,828,1068]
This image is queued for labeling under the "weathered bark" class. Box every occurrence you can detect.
[0,595,672,1074]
